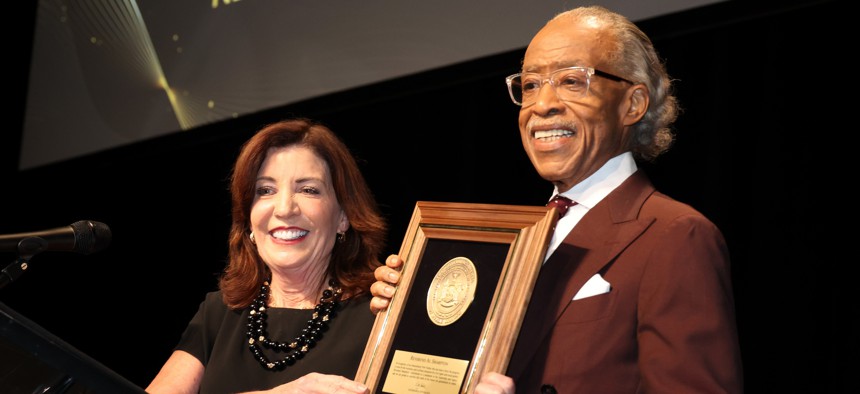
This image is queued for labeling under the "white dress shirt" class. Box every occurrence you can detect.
[544,152,638,261]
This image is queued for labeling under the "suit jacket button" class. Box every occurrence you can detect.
[540,384,557,394]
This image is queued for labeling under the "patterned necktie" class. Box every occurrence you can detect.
[546,195,576,219]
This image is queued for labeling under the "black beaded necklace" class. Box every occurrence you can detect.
[246,278,342,370]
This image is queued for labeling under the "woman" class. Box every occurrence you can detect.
[147,118,387,393]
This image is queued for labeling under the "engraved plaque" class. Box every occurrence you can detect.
[356,201,558,394]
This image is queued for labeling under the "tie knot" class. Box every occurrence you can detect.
[547,195,576,219]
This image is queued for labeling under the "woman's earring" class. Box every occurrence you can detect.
[249,232,256,244]
[336,232,345,243]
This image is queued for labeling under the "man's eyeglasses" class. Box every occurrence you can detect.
[505,66,634,107]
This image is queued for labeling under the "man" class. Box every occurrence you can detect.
[372,6,743,393]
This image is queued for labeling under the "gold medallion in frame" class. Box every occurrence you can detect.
[426,256,478,327]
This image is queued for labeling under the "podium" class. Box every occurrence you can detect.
[0,301,146,393]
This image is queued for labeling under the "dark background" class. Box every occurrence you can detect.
[1,0,850,392]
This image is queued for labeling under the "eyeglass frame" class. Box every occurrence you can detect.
[505,66,635,107]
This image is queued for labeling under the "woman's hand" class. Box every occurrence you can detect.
[252,372,368,393]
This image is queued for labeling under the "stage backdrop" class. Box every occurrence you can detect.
[18,0,724,170]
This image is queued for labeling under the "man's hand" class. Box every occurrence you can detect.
[474,372,515,394]
[370,254,402,314]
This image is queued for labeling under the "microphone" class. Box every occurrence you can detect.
[0,220,112,255]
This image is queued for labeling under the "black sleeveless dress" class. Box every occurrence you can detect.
[175,290,375,394]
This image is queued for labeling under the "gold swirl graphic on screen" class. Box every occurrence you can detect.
[426,257,478,326]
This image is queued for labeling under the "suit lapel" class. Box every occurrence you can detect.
[508,171,656,377]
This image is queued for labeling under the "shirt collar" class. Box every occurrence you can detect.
[551,152,637,209]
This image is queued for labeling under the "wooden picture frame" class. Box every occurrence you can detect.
[355,201,558,394]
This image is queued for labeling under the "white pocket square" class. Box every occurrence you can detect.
[572,273,611,300]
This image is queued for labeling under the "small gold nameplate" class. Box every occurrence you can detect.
[382,350,470,394]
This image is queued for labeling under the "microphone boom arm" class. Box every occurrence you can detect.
[1,236,48,290]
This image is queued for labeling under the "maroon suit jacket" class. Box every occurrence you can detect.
[506,171,743,393]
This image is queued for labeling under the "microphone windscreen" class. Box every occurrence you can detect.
[70,220,112,254]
